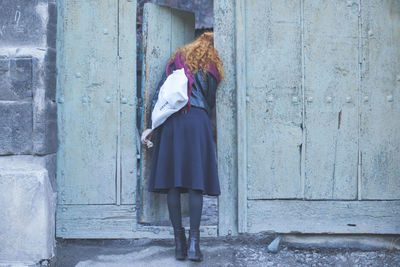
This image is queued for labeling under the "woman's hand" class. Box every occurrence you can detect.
[141,129,154,148]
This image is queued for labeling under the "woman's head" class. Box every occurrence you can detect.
[169,31,225,81]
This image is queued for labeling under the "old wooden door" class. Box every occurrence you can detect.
[215,0,400,235]
[56,0,138,238]
[138,3,217,237]
[139,3,194,223]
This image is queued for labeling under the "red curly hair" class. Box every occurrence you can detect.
[168,31,225,81]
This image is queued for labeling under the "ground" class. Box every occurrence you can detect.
[54,233,400,267]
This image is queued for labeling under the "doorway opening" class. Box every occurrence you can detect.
[136,1,218,231]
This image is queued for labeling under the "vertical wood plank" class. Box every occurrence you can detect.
[360,0,400,200]
[57,0,119,204]
[140,3,171,223]
[236,0,247,233]
[215,0,238,236]
[304,0,359,199]
[119,0,137,204]
[245,0,303,199]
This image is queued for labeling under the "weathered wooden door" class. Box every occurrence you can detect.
[216,0,400,235]
[139,3,194,223]
[56,0,138,238]
[138,3,217,237]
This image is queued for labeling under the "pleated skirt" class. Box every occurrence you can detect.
[147,107,221,196]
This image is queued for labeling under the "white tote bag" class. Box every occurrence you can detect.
[142,68,188,148]
[151,68,188,128]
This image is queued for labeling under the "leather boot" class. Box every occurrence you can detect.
[187,229,203,261]
[173,226,187,260]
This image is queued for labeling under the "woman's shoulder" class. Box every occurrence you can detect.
[205,70,217,82]
[206,61,221,83]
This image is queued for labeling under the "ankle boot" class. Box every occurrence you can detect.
[187,229,203,261]
[173,226,187,260]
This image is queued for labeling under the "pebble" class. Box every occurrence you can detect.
[268,235,282,253]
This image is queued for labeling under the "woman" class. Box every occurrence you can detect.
[141,31,224,261]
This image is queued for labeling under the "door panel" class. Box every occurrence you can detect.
[58,0,119,205]
[304,0,359,199]
[360,0,400,200]
[245,0,303,200]
[247,200,400,234]
[56,0,137,238]
[140,3,195,223]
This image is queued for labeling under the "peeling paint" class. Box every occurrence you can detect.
[335,66,349,75]
[14,10,21,27]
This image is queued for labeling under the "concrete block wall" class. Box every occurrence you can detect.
[0,0,58,265]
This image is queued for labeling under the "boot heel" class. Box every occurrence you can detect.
[187,229,203,261]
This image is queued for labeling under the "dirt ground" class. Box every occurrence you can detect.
[54,233,400,267]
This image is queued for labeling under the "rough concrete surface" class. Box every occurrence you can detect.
[0,155,57,266]
[55,233,400,267]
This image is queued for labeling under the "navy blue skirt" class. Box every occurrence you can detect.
[148,107,221,196]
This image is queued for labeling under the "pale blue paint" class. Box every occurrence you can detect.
[56,0,138,238]
[216,0,400,235]
[55,0,400,238]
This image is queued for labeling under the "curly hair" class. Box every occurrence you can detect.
[168,31,225,81]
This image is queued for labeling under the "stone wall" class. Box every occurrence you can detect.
[0,0,58,265]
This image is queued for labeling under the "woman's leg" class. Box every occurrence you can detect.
[188,189,203,230]
[167,187,182,229]
[168,187,187,260]
[187,189,204,261]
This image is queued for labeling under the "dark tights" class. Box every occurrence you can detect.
[167,187,203,230]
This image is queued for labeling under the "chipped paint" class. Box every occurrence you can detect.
[216,0,400,235]
[56,0,138,238]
